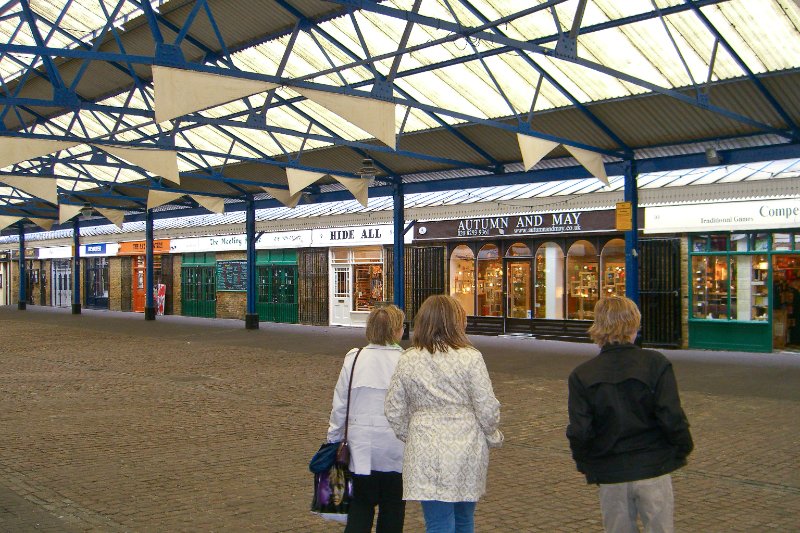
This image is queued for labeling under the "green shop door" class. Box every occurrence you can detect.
[181,253,216,318]
[256,264,298,323]
[255,250,299,323]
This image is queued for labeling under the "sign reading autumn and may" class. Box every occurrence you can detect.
[413,209,630,240]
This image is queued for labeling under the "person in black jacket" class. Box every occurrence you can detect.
[566,296,693,533]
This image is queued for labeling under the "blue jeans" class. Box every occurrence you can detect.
[420,501,477,533]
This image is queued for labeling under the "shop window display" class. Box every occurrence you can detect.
[567,241,598,320]
[450,245,475,315]
[534,242,564,320]
[477,244,502,317]
[600,239,625,296]
[692,256,738,320]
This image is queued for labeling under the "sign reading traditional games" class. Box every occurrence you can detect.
[215,260,247,291]
[413,209,625,241]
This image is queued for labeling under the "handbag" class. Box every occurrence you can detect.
[310,347,363,521]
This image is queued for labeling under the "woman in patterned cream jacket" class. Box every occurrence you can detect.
[385,295,503,533]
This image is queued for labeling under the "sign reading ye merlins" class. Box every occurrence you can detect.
[414,210,617,241]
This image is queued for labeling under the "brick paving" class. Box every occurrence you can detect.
[0,306,798,532]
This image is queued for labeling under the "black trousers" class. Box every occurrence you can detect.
[345,470,404,533]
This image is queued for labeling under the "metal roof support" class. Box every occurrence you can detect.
[144,208,155,320]
[330,0,789,140]
[685,0,800,140]
[393,176,405,314]
[71,218,81,314]
[624,160,639,308]
[245,194,259,330]
[18,0,71,104]
[16,222,25,310]
[459,0,629,152]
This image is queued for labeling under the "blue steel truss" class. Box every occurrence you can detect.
[0,0,797,224]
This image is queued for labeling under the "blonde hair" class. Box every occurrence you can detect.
[412,294,472,353]
[365,304,405,345]
[588,296,641,347]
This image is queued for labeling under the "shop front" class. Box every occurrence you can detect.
[118,240,170,314]
[83,243,117,310]
[0,251,9,306]
[312,224,410,327]
[38,246,73,307]
[646,199,800,352]
[415,209,635,340]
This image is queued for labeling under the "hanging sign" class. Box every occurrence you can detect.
[616,202,633,231]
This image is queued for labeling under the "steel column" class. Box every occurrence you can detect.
[245,194,259,329]
[392,178,408,338]
[72,218,81,314]
[17,223,26,310]
[624,160,640,307]
[144,209,156,320]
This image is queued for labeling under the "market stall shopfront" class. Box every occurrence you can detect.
[646,199,800,352]
[118,240,171,314]
[413,208,677,344]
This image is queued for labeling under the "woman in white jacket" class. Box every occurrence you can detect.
[385,295,503,533]
[328,305,406,533]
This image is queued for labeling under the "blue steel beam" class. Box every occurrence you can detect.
[0,46,626,156]
[685,0,799,140]
[322,0,788,139]
[458,0,631,153]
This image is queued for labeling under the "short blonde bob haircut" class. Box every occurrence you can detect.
[412,294,472,353]
[365,304,406,345]
[588,296,641,347]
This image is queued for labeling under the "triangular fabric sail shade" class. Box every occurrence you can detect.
[333,175,371,208]
[96,207,125,228]
[0,137,78,169]
[28,217,54,231]
[0,215,21,231]
[59,203,83,224]
[147,190,183,210]
[517,134,559,171]
[94,144,180,185]
[286,168,326,196]
[152,66,280,124]
[564,145,609,185]
[294,88,397,150]
[262,186,303,209]
[191,195,225,214]
[0,175,58,204]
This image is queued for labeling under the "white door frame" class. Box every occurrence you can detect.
[330,265,352,326]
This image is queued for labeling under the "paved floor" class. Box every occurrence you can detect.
[0,306,798,532]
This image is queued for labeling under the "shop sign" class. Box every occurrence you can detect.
[37,246,72,259]
[644,198,800,234]
[118,239,171,255]
[77,243,117,256]
[414,210,620,241]
[171,230,312,253]
[312,224,412,247]
[256,229,312,249]
[171,234,246,253]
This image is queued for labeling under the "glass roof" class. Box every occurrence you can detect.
[1,0,799,210]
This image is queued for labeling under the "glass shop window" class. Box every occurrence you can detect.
[567,240,598,320]
[477,244,502,317]
[600,239,626,297]
[534,242,564,319]
[692,255,738,320]
[450,245,475,316]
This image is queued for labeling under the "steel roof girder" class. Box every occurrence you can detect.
[684,0,799,140]
[324,0,789,140]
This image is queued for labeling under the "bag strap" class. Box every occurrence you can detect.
[343,347,363,445]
